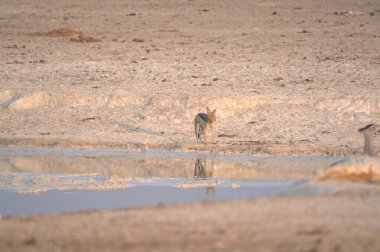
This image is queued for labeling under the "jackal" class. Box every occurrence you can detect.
[194,107,216,143]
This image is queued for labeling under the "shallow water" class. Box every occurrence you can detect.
[0,146,341,216]
[0,182,296,216]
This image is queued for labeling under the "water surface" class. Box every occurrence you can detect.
[0,146,340,216]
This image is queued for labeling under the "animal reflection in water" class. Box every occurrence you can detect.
[194,158,215,194]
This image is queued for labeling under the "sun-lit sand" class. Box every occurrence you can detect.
[1,0,380,251]
[314,157,380,183]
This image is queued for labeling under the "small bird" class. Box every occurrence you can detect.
[314,124,380,183]
[358,124,380,157]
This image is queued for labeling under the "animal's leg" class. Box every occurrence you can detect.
[195,123,199,142]
[204,129,208,144]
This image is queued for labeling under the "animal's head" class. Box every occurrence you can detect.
[358,124,380,135]
[206,107,217,124]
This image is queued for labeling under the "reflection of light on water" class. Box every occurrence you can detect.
[0,147,306,215]
[194,158,217,196]
[0,146,339,195]
[194,158,213,178]
[0,147,339,179]
[0,181,298,216]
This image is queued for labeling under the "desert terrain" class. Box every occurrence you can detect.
[0,0,379,155]
[1,0,380,251]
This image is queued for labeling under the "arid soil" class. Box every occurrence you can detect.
[1,183,380,252]
[1,0,380,251]
[1,0,379,155]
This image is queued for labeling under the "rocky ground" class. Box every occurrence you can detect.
[1,0,380,251]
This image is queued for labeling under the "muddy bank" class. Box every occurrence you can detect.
[0,92,378,155]
[1,0,379,155]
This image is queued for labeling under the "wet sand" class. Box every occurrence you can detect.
[1,0,380,251]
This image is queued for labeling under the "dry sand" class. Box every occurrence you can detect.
[1,0,380,251]
[0,0,379,155]
[1,183,380,252]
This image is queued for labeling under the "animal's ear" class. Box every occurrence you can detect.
[359,124,374,132]
[213,109,216,113]
[207,107,210,113]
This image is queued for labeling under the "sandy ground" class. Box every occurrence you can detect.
[1,0,380,251]
[0,0,379,155]
[1,183,380,252]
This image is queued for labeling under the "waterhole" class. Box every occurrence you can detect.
[0,147,340,216]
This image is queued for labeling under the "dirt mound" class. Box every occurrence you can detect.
[39,27,82,37]
[132,38,144,43]
[70,34,102,43]
[314,157,380,183]
[33,28,101,42]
